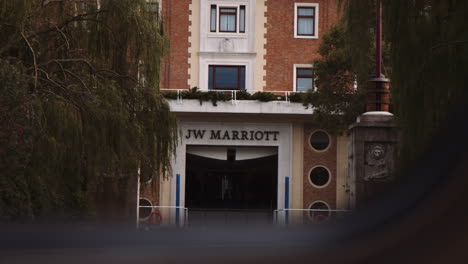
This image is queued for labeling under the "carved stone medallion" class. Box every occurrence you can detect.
[218,38,234,52]
[364,143,393,181]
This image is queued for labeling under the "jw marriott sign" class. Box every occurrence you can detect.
[185,129,280,141]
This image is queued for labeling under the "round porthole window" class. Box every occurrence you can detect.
[139,198,152,219]
[308,201,330,222]
[309,166,331,188]
[309,130,331,151]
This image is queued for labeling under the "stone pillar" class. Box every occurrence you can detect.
[347,112,398,208]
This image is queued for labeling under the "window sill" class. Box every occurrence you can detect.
[207,33,248,39]
[166,99,314,115]
[198,51,256,57]
[294,35,319,39]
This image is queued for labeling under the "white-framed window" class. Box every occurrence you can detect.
[210,4,246,33]
[146,0,160,14]
[293,64,314,92]
[208,65,246,90]
[308,165,332,188]
[294,3,319,39]
[137,60,146,86]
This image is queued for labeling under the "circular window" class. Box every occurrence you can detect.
[309,130,331,151]
[139,198,152,219]
[308,201,330,222]
[309,166,331,188]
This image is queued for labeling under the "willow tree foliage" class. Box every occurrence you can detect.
[340,0,468,165]
[0,0,177,221]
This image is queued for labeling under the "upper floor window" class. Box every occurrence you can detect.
[219,7,237,32]
[208,65,246,90]
[294,64,314,92]
[294,3,319,39]
[147,0,160,14]
[210,4,246,33]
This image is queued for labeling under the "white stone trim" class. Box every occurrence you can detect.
[200,0,255,53]
[168,100,314,115]
[199,57,254,91]
[254,0,267,91]
[188,0,200,89]
[171,122,293,210]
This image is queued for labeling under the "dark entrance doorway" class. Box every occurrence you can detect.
[185,146,278,224]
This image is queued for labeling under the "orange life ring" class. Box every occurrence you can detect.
[313,214,329,223]
[147,210,163,225]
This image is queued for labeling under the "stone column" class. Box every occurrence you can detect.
[347,112,398,208]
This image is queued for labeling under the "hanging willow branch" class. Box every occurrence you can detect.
[0,0,177,221]
[340,0,468,167]
[20,31,38,89]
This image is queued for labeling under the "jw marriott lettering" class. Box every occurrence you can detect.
[185,129,280,141]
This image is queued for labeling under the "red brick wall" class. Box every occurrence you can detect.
[264,0,340,91]
[303,124,337,209]
[161,0,191,90]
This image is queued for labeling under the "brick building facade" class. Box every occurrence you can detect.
[139,0,349,226]
[264,0,340,92]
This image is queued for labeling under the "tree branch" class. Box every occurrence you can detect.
[21,31,38,89]
[38,58,96,72]
[0,10,105,56]
[24,10,107,42]
[37,68,68,92]
[55,25,70,50]
[95,69,138,83]
[64,69,92,95]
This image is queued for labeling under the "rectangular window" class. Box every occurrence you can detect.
[294,3,318,38]
[296,68,314,92]
[138,61,146,86]
[209,5,246,33]
[210,5,217,32]
[219,7,237,32]
[297,7,315,35]
[208,65,246,90]
[147,0,159,14]
[239,5,246,33]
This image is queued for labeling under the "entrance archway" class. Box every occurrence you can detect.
[185,146,278,224]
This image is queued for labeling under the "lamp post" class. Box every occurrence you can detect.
[366,0,390,112]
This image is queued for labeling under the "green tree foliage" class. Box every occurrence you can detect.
[308,20,366,133]
[340,0,468,165]
[307,18,390,133]
[0,0,177,221]
[0,62,34,220]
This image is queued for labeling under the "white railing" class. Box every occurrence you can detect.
[160,89,305,104]
[273,209,351,225]
[138,206,188,229]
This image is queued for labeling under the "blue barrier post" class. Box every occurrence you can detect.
[176,174,180,226]
[285,176,290,224]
